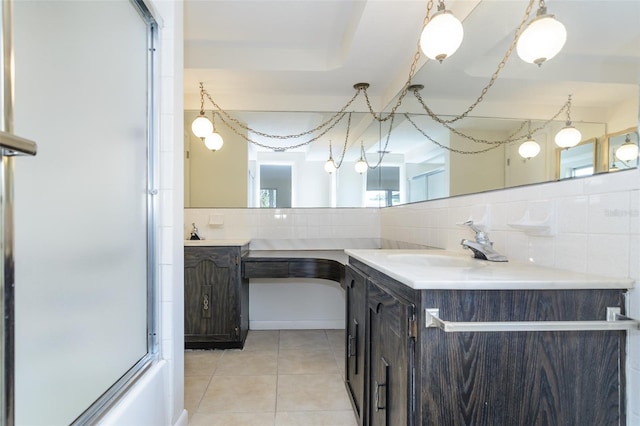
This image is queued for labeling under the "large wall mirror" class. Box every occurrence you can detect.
[184,0,640,208]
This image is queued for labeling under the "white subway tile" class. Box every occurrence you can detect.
[528,236,556,267]
[584,169,640,194]
[557,196,588,233]
[588,192,630,234]
[553,234,588,273]
[586,234,629,278]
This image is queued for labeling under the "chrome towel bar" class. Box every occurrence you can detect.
[425,307,639,332]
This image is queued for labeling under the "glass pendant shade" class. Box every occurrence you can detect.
[192,114,214,138]
[355,158,368,174]
[615,137,639,162]
[517,13,567,65]
[518,139,541,159]
[204,132,224,151]
[324,158,336,173]
[554,124,581,148]
[420,10,464,62]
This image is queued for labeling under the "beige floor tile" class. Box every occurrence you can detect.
[325,329,345,351]
[243,330,280,352]
[184,375,211,414]
[279,330,330,351]
[275,410,357,426]
[199,375,277,413]
[277,374,352,412]
[334,353,346,380]
[215,350,278,376]
[278,350,339,375]
[189,411,276,426]
[185,350,224,377]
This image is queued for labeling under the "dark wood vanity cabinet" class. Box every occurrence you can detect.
[184,245,249,349]
[345,265,367,425]
[345,258,627,426]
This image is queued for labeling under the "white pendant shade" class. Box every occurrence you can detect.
[355,159,368,174]
[517,13,567,65]
[518,139,541,159]
[615,140,639,162]
[554,125,581,148]
[324,159,336,173]
[192,114,214,138]
[204,132,224,151]
[420,10,464,62]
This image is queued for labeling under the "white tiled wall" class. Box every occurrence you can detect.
[184,208,381,249]
[380,169,640,424]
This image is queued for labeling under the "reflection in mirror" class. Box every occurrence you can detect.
[608,129,639,172]
[557,139,596,179]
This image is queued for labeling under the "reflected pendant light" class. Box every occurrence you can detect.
[555,95,581,148]
[192,82,214,139]
[517,1,567,66]
[355,142,368,174]
[518,139,541,159]
[192,114,213,139]
[204,132,224,151]
[615,134,639,162]
[324,158,337,174]
[420,2,464,62]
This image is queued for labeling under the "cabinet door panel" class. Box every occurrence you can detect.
[345,265,366,423]
[368,281,414,426]
[184,248,238,341]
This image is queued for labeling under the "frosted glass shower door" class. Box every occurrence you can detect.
[11,1,155,424]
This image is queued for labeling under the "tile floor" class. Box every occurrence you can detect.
[185,329,357,426]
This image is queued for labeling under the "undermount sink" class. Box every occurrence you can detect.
[386,253,485,268]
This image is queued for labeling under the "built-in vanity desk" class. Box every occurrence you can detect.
[344,249,635,426]
[242,250,346,284]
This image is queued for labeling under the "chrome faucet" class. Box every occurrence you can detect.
[189,223,201,240]
[460,220,507,262]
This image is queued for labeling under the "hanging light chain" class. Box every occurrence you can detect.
[565,94,573,123]
[413,0,536,125]
[332,112,352,169]
[215,109,350,151]
[203,87,359,140]
[404,113,503,154]
[199,82,206,114]
[410,96,569,145]
[363,113,396,169]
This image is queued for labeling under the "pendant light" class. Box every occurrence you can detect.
[518,122,540,159]
[555,95,581,149]
[420,0,464,63]
[324,140,337,174]
[517,0,567,66]
[355,142,368,174]
[615,134,639,162]
[203,112,224,151]
[192,82,214,139]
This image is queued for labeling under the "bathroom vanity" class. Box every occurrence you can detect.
[344,249,635,426]
[183,240,250,349]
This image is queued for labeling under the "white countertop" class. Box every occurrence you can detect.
[345,249,634,290]
[184,239,251,247]
[247,250,348,264]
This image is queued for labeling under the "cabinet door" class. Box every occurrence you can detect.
[345,265,367,424]
[368,280,415,426]
[184,247,239,342]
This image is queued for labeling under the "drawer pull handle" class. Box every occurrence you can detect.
[425,307,640,332]
[203,294,209,311]
[347,334,356,357]
[374,381,385,412]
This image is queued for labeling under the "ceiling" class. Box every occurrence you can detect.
[184,0,640,160]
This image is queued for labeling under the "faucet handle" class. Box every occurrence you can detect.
[463,221,490,244]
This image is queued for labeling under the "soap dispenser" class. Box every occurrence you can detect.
[189,223,201,240]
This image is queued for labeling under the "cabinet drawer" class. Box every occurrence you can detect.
[243,261,289,278]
